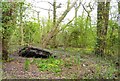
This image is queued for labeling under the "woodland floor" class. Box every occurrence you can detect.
[1,47,119,79]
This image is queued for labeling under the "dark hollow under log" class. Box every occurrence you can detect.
[18,46,54,58]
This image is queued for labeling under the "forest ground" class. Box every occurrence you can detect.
[2,46,119,79]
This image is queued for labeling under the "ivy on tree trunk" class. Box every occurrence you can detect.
[2,2,16,61]
[95,2,110,56]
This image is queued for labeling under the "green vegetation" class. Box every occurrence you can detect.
[1,0,119,79]
[32,57,63,73]
[24,59,30,71]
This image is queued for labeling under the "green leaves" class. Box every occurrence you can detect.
[24,59,30,71]
[34,58,63,73]
[23,21,41,44]
[59,16,96,48]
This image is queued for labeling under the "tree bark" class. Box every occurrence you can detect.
[20,2,24,45]
[118,2,120,13]
[52,0,57,48]
[42,0,78,48]
[53,0,56,25]
[95,2,110,56]
[2,2,16,61]
[118,1,120,64]
[2,30,9,61]
[74,1,81,26]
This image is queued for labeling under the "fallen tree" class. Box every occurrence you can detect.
[42,0,78,48]
[18,46,53,58]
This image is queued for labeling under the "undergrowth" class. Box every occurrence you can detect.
[31,57,64,73]
[22,48,118,79]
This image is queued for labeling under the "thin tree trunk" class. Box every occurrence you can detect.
[20,2,24,45]
[52,0,57,48]
[53,0,56,25]
[118,1,120,63]
[74,5,78,26]
[2,30,9,61]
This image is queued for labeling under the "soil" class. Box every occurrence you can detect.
[2,49,119,79]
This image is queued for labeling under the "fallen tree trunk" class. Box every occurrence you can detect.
[18,46,53,58]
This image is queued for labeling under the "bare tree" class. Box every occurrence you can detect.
[82,2,94,25]
[42,0,78,48]
[74,0,81,26]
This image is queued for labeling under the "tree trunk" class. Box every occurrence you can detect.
[103,2,110,53]
[20,2,24,45]
[2,2,16,61]
[52,0,57,48]
[118,1,120,63]
[2,31,9,61]
[118,2,120,14]
[42,0,78,48]
[53,0,56,25]
[95,2,110,56]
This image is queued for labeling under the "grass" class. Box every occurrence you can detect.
[89,64,117,79]
[7,47,118,79]
[24,59,30,71]
[32,57,64,73]
[34,48,118,79]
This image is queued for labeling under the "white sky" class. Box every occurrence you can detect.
[25,0,118,24]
